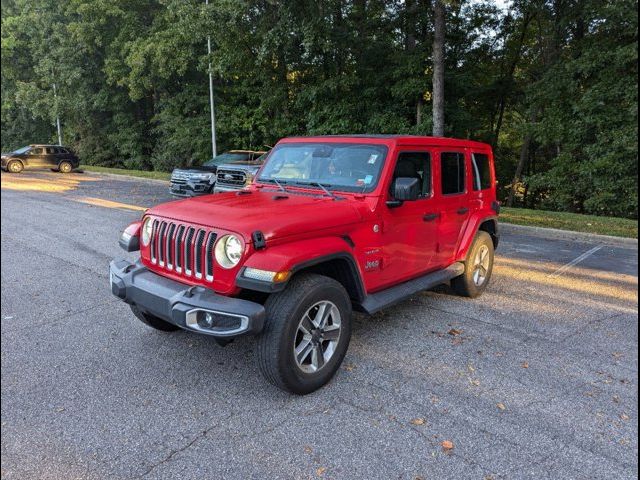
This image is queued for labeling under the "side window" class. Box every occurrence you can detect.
[30,148,44,155]
[472,153,492,191]
[393,152,431,197]
[59,148,69,154]
[440,152,466,195]
[46,147,56,154]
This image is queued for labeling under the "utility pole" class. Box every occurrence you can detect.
[206,0,217,158]
[52,83,63,145]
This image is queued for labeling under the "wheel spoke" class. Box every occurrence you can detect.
[311,344,325,370]
[313,303,327,328]
[296,338,313,364]
[299,315,314,335]
[323,325,340,342]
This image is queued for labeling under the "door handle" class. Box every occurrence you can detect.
[423,213,439,222]
[457,207,469,215]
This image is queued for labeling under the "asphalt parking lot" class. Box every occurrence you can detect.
[1,170,638,480]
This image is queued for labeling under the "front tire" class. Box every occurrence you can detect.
[451,231,495,298]
[257,274,352,394]
[130,305,180,332]
[7,160,23,173]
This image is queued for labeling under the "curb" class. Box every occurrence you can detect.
[500,222,638,247]
[79,169,170,185]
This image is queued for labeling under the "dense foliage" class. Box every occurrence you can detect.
[1,0,637,217]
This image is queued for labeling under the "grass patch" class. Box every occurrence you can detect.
[501,207,637,239]
[80,164,170,181]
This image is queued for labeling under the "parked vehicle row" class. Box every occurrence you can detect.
[1,144,79,173]
[170,150,266,197]
[111,135,500,394]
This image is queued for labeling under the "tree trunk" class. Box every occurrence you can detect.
[492,12,532,149]
[507,109,537,207]
[432,0,445,137]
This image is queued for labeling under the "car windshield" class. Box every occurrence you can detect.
[203,152,253,167]
[257,143,388,193]
[12,146,30,154]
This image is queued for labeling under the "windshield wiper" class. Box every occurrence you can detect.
[293,181,338,200]
[262,178,287,192]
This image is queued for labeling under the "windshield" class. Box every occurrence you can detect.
[12,146,30,154]
[203,152,254,167]
[257,143,388,193]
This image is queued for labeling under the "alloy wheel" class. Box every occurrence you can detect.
[293,300,341,373]
[472,245,491,286]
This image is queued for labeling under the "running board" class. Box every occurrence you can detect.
[359,263,465,315]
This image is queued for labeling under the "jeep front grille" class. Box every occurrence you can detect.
[216,168,247,188]
[149,220,217,281]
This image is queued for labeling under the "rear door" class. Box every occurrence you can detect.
[44,147,58,167]
[433,149,470,266]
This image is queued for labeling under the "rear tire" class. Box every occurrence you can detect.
[7,160,23,173]
[58,161,73,173]
[130,305,180,332]
[257,274,352,394]
[451,231,494,298]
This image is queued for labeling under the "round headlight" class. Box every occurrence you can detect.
[141,217,153,246]
[215,234,243,269]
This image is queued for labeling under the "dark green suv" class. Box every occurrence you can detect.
[1,144,80,173]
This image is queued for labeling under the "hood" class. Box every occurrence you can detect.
[174,166,218,174]
[147,190,364,242]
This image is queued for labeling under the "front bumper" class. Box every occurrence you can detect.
[170,180,214,197]
[110,259,265,338]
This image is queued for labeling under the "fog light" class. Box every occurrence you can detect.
[198,312,214,329]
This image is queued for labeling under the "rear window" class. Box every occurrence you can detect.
[472,153,492,191]
[440,152,466,195]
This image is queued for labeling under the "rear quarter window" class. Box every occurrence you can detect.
[472,153,492,191]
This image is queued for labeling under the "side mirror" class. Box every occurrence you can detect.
[387,177,420,207]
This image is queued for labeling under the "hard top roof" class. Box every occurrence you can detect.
[279,135,491,149]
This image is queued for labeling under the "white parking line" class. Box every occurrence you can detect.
[548,245,604,278]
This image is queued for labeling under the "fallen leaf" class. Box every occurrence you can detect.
[522,362,529,369]
[448,328,463,336]
[452,337,464,346]
[613,395,621,403]
[613,352,623,359]
[304,446,313,454]
[410,418,426,426]
[342,363,356,372]
[496,403,506,411]
[470,379,480,386]
[441,440,454,452]
[621,413,630,421]
[316,467,327,476]
[55,407,65,413]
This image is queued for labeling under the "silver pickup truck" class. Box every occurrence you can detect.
[213,162,264,193]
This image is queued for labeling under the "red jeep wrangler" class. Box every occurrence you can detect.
[111,135,499,394]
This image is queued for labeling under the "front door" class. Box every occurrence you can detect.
[378,149,439,288]
[26,147,46,168]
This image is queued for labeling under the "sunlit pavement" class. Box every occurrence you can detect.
[1,170,637,479]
